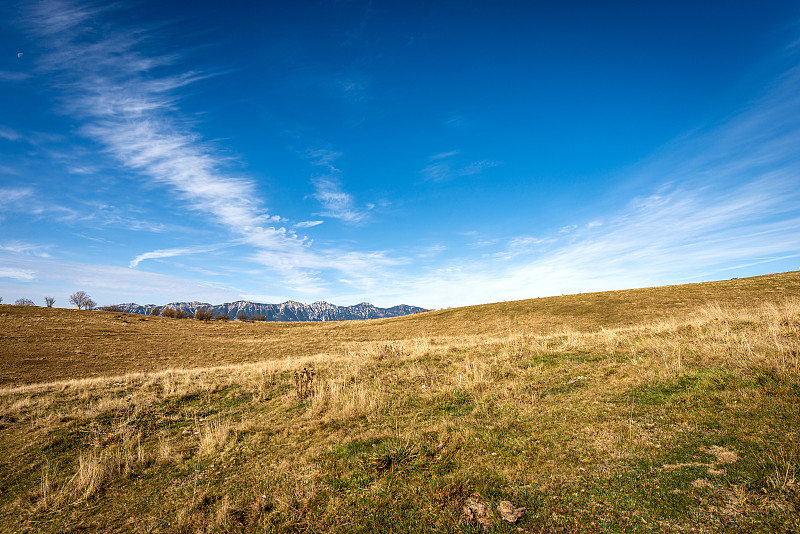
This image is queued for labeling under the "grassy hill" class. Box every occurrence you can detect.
[1,272,798,532]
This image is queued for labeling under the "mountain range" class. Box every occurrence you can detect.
[106,300,427,321]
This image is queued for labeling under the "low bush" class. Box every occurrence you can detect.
[194,308,213,321]
[162,307,190,319]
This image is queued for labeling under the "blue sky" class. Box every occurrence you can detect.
[1,0,799,309]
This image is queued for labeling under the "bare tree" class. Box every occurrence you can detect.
[15,298,35,306]
[44,296,55,308]
[237,312,250,322]
[0,296,3,304]
[149,306,161,316]
[69,291,94,310]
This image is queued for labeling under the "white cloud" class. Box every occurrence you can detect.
[0,186,79,222]
[0,187,33,205]
[25,0,386,290]
[129,243,237,268]
[0,267,36,281]
[17,0,800,309]
[294,220,324,228]
[0,253,242,305]
[0,126,22,141]
[430,150,460,160]
[0,241,52,257]
[307,149,342,172]
[0,70,31,82]
[311,176,372,223]
[421,151,497,181]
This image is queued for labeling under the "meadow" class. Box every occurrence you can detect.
[0,271,798,532]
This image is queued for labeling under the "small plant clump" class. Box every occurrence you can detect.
[213,314,229,321]
[294,367,315,400]
[367,441,419,473]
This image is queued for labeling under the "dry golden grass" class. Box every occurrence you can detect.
[3,270,799,387]
[0,272,799,532]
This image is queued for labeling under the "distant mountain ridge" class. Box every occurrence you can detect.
[107,300,427,321]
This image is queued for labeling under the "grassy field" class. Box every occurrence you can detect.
[0,272,798,532]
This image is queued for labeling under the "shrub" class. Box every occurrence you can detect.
[101,305,123,312]
[149,306,160,316]
[194,308,213,321]
[162,308,190,319]
[236,312,250,322]
[213,314,229,321]
[252,314,267,322]
[44,296,55,308]
[15,298,35,306]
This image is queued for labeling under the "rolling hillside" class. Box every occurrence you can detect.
[0,272,798,532]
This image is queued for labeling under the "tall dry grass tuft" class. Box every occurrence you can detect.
[70,450,108,502]
[765,450,798,493]
[309,375,385,422]
[199,419,237,456]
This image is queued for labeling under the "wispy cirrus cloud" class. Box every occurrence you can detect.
[307,148,374,224]
[0,126,23,141]
[0,70,31,82]
[386,65,800,307]
[129,242,238,268]
[0,267,36,281]
[294,220,324,229]
[311,176,373,224]
[0,186,79,222]
[386,183,800,307]
[0,253,242,304]
[421,150,498,182]
[0,241,53,258]
[25,0,380,290]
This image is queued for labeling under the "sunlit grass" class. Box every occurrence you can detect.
[0,272,799,532]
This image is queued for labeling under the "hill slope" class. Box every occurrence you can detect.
[2,271,798,386]
[0,271,798,533]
